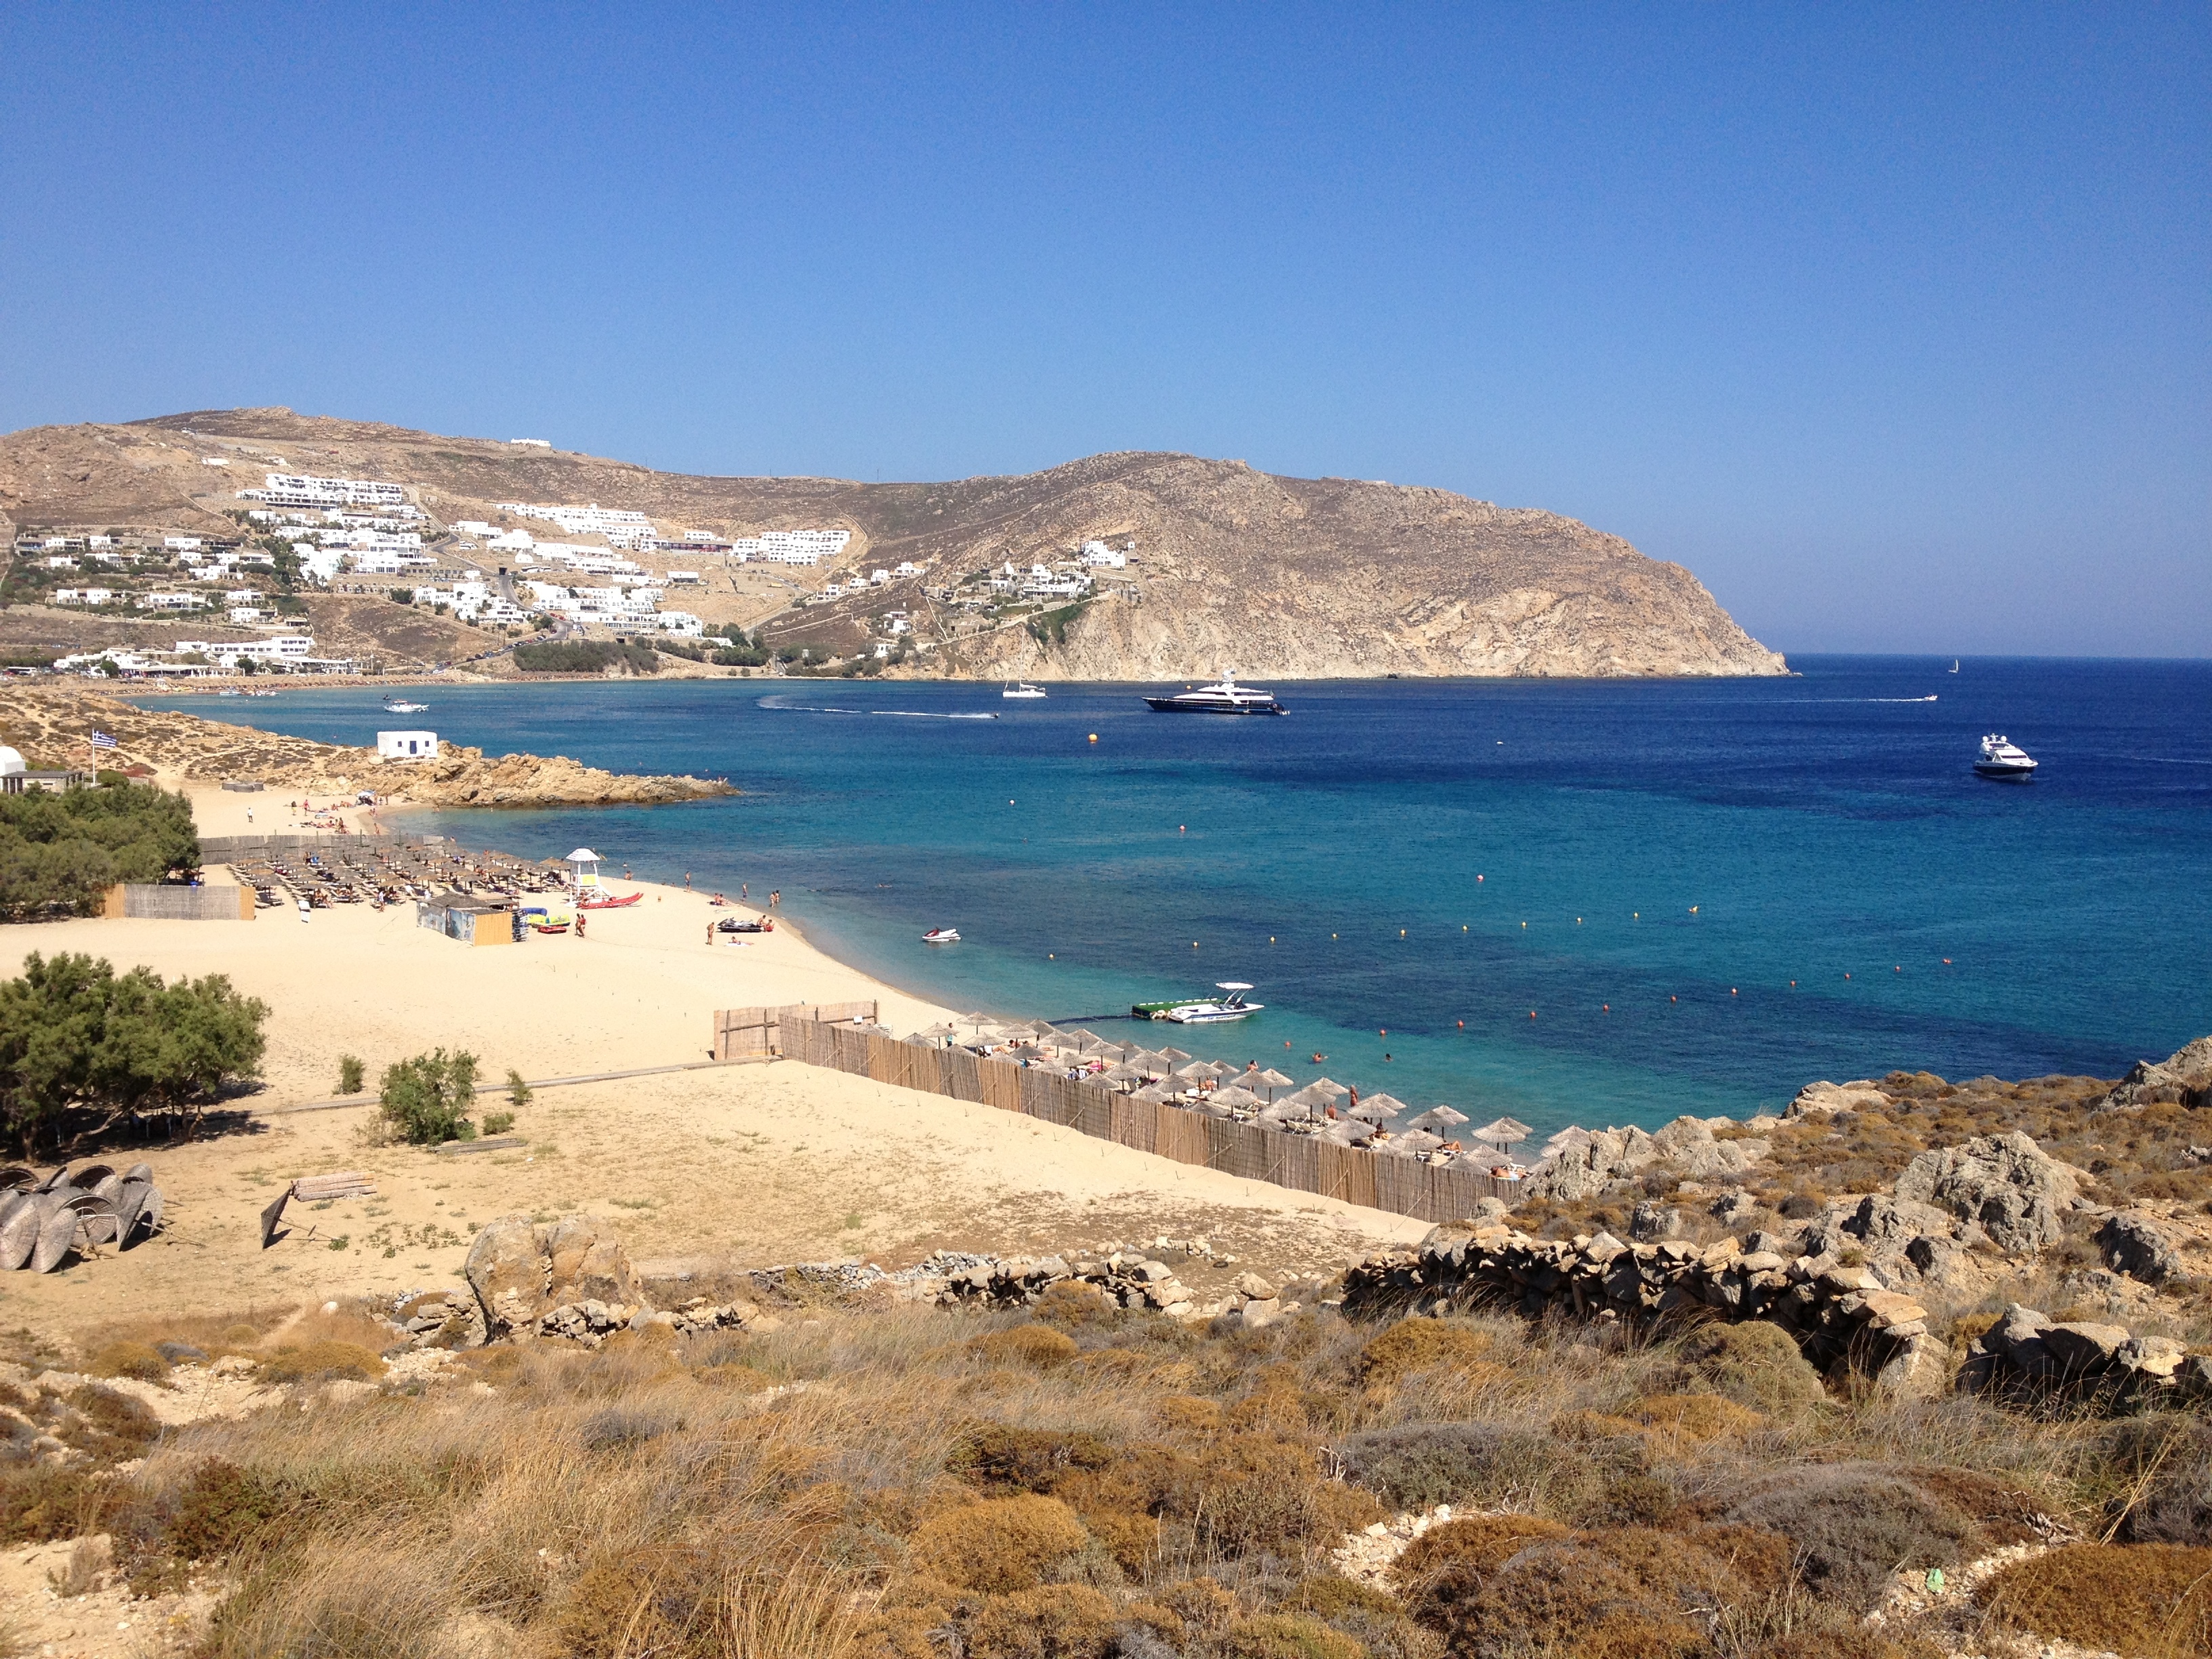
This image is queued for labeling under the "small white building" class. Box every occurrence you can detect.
[165,537,203,552]
[377,730,440,760]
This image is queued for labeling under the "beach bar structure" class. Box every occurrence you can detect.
[415,895,520,945]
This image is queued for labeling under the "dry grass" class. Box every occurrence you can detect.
[0,1294,2193,1657]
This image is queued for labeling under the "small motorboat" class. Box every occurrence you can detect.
[922,926,961,944]
[717,916,773,933]
[1974,734,2038,781]
[578,890,643,909]
[1138,982,1264,1023]
[384,699,429,714]
[1002,682,1048,699]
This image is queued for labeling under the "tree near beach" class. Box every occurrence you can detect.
[0,951,268,1153]
[0,781,199,919]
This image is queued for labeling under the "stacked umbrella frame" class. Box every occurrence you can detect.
[0,1162,163,1273]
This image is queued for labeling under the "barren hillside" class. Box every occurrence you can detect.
[0,409,1785,679]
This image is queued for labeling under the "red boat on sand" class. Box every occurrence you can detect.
[578,891,643,909]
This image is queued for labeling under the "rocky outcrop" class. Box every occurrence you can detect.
[1892,1132,2083,1254]
[1527,1115,1767,1202]
[399,746,730,807]
[2100,1036,2212,1112]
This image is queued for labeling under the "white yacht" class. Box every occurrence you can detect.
[1002,682,1047,699]
[1974,734,2038,781]
[384,699,429,714]
[1142,674,1285,716]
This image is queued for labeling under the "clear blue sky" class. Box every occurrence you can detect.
[2,5,2205,655]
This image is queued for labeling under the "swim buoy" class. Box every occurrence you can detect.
[1457,1019,1464,1028]
[1088,734,1097,743]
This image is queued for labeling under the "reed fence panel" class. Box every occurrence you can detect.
[712,1007,1530,1224]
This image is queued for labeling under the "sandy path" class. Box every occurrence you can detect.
[0,790,1426,1343]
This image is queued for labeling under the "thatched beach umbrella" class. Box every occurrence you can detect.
[1358,1091,1411,1121]
[1408,1105,1470,1134]
[1158,1046,1193,1066]
[1210,1084,1264,1113]
[1539,1126,1593,1162]
[1395,1128,1446,1154]
[1254,1067,1294,1102]
[1178,1060,1226,1082]
[1101,1063,1145,1091]
[1130,1084,1176,1105]
[1471,1115,1534,1155]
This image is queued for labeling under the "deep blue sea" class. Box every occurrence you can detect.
[137,658,2212,1135]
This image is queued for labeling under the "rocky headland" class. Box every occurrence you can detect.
[0,681,731,807]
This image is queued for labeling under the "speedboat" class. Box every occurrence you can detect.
[1141,674,1285,716]
[1002,682,1047,699]
[1974,735,2038,781]
[384,699,428,714]
[716,914,773,933]
[922,926,960,944]
[1138,982,1264,1023]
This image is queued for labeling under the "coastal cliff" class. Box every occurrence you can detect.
[0,684,730,807]
[0,411,1786,680]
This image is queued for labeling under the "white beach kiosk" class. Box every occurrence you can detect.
[563,847,603,896]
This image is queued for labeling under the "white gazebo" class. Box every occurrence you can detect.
[564,848,603,893]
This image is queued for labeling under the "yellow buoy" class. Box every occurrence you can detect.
[1088,733,1097,743]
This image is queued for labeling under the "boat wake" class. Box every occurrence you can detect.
[757,697,998,720]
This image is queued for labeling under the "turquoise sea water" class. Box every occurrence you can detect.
[138,658,2212,1135]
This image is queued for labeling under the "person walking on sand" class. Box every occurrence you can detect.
[707,921,715,945]
[575,913,586,941]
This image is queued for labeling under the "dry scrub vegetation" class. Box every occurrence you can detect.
[1,1286,2209,1659]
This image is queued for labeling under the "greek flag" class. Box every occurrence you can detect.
[90,731,117,749]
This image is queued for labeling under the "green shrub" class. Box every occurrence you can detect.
[482,1111,515,1136]
[504,1067,531,1109]
[1336,1422,1581,1513]
[336,1054,364,1095]
[377,1047,478,1144]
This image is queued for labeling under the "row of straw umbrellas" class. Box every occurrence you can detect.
[905,1014,1539,1170]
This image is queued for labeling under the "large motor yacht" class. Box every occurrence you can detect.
[1973,734,2038,781]
[1141,674,1285,716]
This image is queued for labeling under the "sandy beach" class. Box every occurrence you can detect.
[0,785,1425,1343]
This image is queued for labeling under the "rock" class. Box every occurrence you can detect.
[1629,1201,1682,1242]
[1788,1080,1890,1118]
[1874,1334,1953,1400]
[2099,1034,2212,1111]
[1709,1189,1760,1228]
[2041,1322,2131,1378]
[2097,1212,2182,1284]
[544,1215,644,1307]
[1892,1132,2080,1252]
[155,1340,207,1365]
[2116,1336,2187,1380]
[466,1216,553,1338]
[1235,1272,1277,1301]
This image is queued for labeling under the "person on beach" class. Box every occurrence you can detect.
[706,922,715,945]
[575,914,586,940]
[741,883,747,901]
[771,890,780,907]
[685,872,693,888]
